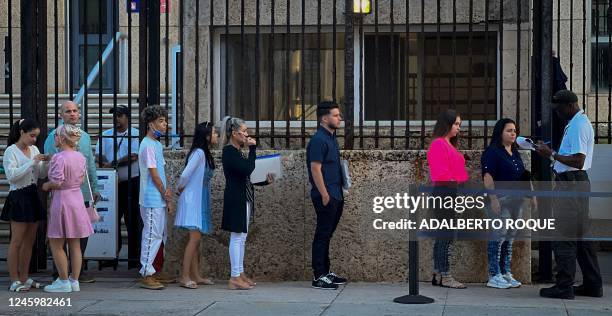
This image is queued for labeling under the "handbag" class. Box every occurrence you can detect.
[84,167,100,223]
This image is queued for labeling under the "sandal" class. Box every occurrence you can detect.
[440,276,467,289]
[228,278,252,290]
[24,278,43,290]
[179,280,198,289]
[196,278,215,285]
[8,281,29,292]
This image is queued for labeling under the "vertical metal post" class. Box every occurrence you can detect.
[21,0,48,272]
[532,0,554,282]
[344,0,355,149]
[149,0,160,106]
[139,0,149,133]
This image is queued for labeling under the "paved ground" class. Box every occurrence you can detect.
[0,247,610,315]
[0,276,610,316]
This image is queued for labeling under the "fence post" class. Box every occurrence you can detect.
[139,0,149,134]
[21,0,48,272]
[532,0,554,282]
[148,0,160,106]
[344,0,355,149]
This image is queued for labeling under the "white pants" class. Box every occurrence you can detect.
[139,206,167,277]
[229,203,251,278]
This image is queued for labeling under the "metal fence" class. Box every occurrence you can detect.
[2,1,612,152]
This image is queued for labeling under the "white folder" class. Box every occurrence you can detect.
[250,154,282,183]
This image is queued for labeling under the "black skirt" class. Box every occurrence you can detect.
[1,184,46,222]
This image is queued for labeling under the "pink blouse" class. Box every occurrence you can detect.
[426,137,468,183]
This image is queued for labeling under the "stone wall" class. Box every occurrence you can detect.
[161,149,532,283]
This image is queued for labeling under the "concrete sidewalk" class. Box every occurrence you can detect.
[0,276,610,316]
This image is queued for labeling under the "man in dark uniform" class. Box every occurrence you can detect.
[535,90,603,299]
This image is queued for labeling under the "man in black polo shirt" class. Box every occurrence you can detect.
[307,101,347,290]
[536,90,603,299]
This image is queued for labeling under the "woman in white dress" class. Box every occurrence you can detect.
[175,122,218,289]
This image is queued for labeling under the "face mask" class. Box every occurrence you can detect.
[153,130,163,138]
[149,124,163,138]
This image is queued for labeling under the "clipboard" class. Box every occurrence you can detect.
[250,154,282,183]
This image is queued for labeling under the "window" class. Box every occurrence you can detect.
[220,32,345,121]
[592,0,611,91]
[364,32,497,121]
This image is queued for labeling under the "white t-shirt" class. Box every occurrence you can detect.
[554,110,594,173]
[96,128,140,181]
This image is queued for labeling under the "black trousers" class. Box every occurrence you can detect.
[552,170,602,290]
[117,177,142,269]
[311,196,344,279]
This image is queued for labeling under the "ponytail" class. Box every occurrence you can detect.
[8,119,40,147]
[218,116,245,149]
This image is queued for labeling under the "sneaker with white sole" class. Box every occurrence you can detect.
[69,276,80,292]
[502,273,521,288]
[326,272,347,285]
[311,276,338,290]
[44,279,72,293]
[486,274,511,289]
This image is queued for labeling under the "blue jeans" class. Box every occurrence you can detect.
[433,239,452,276]
[487,197,524,276]
[431,185,458,276]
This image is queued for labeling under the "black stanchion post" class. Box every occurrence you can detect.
[394,184,434,304]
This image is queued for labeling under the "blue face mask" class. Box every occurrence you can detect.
[149,124,164,138]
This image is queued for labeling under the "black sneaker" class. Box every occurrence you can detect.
[312,276,338,290]
[539,285,574,299]
[327,272,347,285]
[573,285,603,298]
[79,272,96,284]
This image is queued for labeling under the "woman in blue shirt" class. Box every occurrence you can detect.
[481,118,535,289]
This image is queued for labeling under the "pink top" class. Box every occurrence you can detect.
[426,137,469,183]
[47,150,93,239]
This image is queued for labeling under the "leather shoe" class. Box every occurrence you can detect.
[573,285,603,298]
[540,285,574,299]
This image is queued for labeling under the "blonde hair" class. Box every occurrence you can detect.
[56,124,82,148]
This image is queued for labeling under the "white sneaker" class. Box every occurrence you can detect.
[502,273,521,288]
[44,279,72,293]
[69,276,80,292]
[486,274,511,289]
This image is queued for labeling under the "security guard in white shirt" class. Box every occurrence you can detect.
[535,90,603,299]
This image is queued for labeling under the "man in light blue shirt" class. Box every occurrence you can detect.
[44,100,99,283]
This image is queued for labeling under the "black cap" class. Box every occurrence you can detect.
[552,90,578,104]
[109,105,130,115]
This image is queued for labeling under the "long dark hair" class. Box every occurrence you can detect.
[186,121,215,169]
[432,109,460,147]
[489,118,518,150]
[8,118,40,146]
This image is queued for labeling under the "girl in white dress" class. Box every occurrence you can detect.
[175,122,218,289]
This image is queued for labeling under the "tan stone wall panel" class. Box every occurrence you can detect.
[162,149,531,283]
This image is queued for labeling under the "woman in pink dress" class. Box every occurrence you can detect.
[42,124,93,293]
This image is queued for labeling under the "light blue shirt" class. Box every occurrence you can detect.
[139,136,167,208]
[44,125,99,202]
